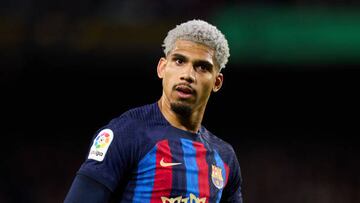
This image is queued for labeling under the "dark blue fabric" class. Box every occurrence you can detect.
[64,174,111,203]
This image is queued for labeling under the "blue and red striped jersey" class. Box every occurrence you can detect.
[78,102,243,203]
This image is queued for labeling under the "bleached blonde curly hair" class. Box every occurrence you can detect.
[162,19,230,70]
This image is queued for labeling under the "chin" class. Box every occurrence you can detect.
[170,101,193,118]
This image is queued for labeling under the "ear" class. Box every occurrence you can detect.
[213,73,223,92]
[157,57,167,79]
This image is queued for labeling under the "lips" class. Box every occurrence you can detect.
[176,85,193,94]
[174,84,195,98]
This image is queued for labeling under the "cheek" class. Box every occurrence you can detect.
[162,73,174,91]
[201,76,216,91]
[198,81,215,98]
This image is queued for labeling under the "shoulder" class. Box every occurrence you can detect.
[86,103,162,164]
[94,102,166,150]
[202,128,238,162]
[106,102,164,130]
[86,104,155,151]
[204,128,235,153]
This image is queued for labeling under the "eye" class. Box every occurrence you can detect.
[195,63,212,73]
[175,58,184,65]
[197,65,208,71]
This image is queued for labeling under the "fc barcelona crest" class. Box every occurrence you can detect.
[211,165,224,189]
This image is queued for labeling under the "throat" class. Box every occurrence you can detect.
[170,102,201,132]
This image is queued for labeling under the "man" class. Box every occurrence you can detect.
[64,19,243,203]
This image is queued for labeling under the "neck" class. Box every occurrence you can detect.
[158,97,205,133]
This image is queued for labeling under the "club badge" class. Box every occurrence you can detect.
[211,164,224,189]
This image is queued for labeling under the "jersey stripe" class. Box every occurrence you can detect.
[132,146,157,203]
[214,150,226,203]
[193,141,210,202]
[224,162,230,186]
[169,139,187,197]
[181,139,199,197]
[150,140,173,203]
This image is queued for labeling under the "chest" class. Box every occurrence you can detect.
[123,139,229,203]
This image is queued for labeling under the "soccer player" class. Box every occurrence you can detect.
[64,19,243,203]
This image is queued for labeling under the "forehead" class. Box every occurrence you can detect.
[169,40,216,63]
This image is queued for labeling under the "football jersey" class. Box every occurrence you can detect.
[77,102,243,203]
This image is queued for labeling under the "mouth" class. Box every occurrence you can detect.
[174,84,195,99]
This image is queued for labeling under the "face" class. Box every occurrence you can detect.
[157,39,223,114]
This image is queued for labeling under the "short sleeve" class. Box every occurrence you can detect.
[221,146,243,203]
[77,115,140,192]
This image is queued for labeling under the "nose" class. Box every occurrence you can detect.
[180,64,195,83]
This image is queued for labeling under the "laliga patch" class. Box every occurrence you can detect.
[88,129,114,161]
[211,165,224,189]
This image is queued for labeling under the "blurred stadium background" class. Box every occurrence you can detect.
[1,0,359,202]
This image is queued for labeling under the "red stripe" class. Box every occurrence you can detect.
[224,162,230,186]
[151,140,173,203]
[193,141,210,202]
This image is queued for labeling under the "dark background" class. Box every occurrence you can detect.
[1,1,359,203]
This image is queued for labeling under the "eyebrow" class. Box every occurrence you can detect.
[171,53,214,70]
[194,60,214,71]
[171,53,188,61]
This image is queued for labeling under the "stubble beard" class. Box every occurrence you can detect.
[170,101,192,119]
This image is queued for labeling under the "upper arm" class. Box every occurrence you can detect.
[221,148,243,203]
[64,174,111,203]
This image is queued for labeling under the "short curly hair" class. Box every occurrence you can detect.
[162,19,230,70]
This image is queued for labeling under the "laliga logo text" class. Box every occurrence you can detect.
[161,193,206,203]
[89,150,103,157]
